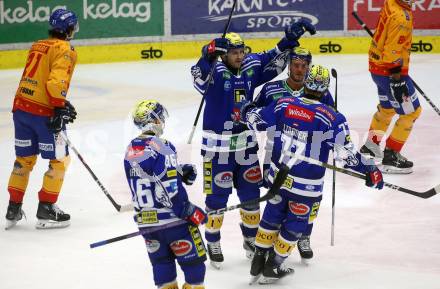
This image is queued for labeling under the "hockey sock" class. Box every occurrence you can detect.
[8,155,37,203]
[239,206,260,237]
[39,156,70,203]
[386,106,421,152]
[369,105,396,144]
[255,220,279,249]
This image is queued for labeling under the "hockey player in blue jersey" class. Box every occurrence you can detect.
[254,47,335,262]
[241,65,384,284]
[190,21,316,268]
[124,100,208,289]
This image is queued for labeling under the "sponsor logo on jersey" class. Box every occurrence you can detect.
[222,71,231,79]
[308,202,320,223]
[20,87,34,96]
[167,169,177,178]
[189,225,206,257]
[170,240,193,257]
[229,134,247,150]
[285,104,315,122]
[246,68,254,77]
[316,106,335,121]
[234,89,246,102]
[39,143,54,151]
[203,161,213,194]
[224,80,231,91]
[136,210,158,224]
[15,139,31,147]
[126,145,145,159]
[289,202,310,216]
[243,166,262,183]
[214,171,233,188]
[145,239,160,253]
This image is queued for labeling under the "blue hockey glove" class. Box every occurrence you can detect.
[47,100,77,133]
[389,77,409,104]
[202,38,228,61]
[179,164,197,186]
[180,202,207,226]
[365,165,384,190]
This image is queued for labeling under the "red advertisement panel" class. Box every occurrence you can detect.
[348,0,440,30]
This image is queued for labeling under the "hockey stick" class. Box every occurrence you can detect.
[90,165,290,249]
[351,11,440,116]
[60,132,133,212]
[330,68,338,246]
[187,0,238,144]
[294,153,438,199]
[90,219,187,249]
[207,164,289,215]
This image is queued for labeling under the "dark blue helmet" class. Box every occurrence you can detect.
[290,47,312,65]
[49,9,78,34]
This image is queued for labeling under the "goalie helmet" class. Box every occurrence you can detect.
[225,32,245,50]
[304,65,330,94]
[49,9,79,39]
[132,100,169,136]
[290,47,312,64]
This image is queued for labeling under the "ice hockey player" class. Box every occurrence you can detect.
[360,0,420,174]
[190,21,316,269]
[241,65,384,284]
[5,9,79,230]
[124,100,208,289]
[254,47,335,262]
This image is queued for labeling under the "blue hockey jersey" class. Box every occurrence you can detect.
[246,97,371,198]
[191,48,289,154]
[124,135,189,228]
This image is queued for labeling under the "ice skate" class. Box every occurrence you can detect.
[360,140,383,162]
[35,202,70,229]
[258,251,294,284]
[381,148,413,174]
[243,236,256,259]
[5,201,25,230]
[207,241,223,269]
[249,248,266,285]
[298,235,313,264]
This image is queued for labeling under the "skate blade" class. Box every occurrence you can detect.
[249,274,261,285]
[258,276,279,285]
[5,220,18,230]
[210,260,222,270]
[380,165,413,174]
[36,219,70,229]
[301,258,311,266]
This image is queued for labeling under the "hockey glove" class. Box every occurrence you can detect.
[180,202,207,226]
[389,77,409,104]
[202,38,228,61]
[179,164,197,186]
[365,165,384,190]
[278,20,316,52]
[47,101,77,134]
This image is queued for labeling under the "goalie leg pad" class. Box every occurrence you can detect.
[8,155,37,203]
[386,106,422,152]
[39,156,71,203]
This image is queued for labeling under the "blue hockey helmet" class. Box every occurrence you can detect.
[290,47,312,64]
[49,9,79,35]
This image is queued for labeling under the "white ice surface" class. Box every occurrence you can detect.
[1,55,440,289]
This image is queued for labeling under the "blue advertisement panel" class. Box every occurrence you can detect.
[171,0,344,35]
